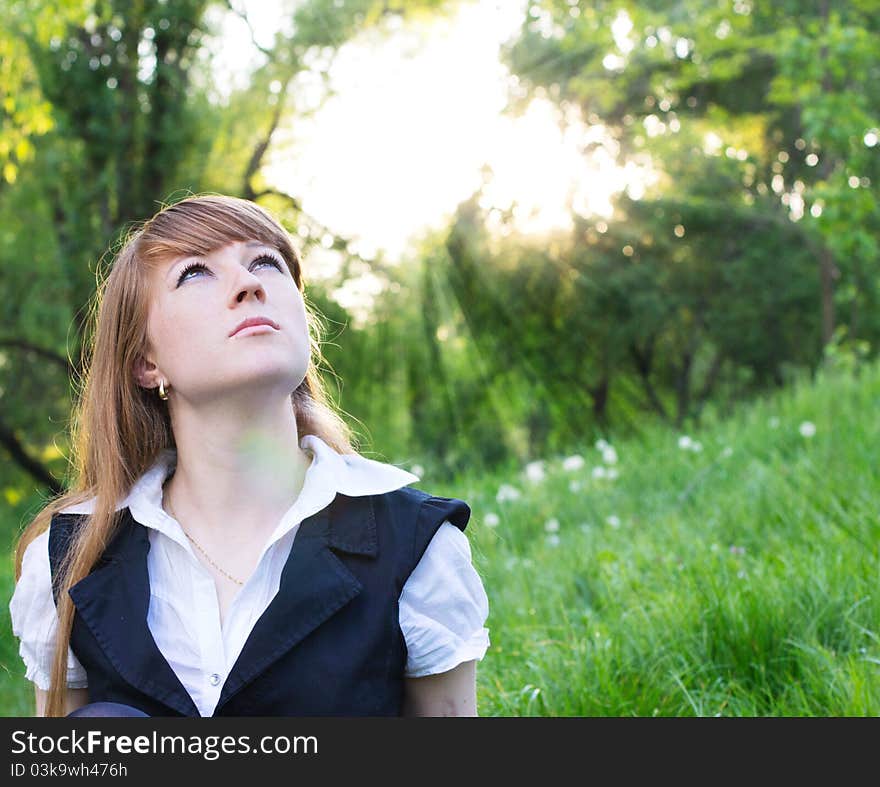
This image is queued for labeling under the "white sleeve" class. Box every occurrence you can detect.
[399,520,490,678]
[8,528,88,690]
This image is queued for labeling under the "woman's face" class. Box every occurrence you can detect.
[137,239,310,403]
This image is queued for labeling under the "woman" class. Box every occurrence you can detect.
[9,194,489,717]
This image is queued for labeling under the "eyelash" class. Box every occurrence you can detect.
[176,254,285,286]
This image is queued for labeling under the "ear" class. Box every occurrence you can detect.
[133,353,161,390]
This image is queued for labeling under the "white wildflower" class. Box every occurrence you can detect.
[569,479,582,493]
[606,467,619,480]
[719,446,733,459]
[562,454,585,471]
[483,512,500,528]
[799,421,816,438]
[595,438,610,451]
[525,460,546,483]
[602,447,618,465]
[410,464,424,477]
[690,441,702,452]
[496,484,522,503]
[606,515,621,528]
[546,534,560,547]
[678,435,693,450]
[544,517,560,533]
[592,466,607,479]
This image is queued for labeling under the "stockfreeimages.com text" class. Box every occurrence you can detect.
[10,729,317,761]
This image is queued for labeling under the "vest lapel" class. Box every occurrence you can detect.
[215,494,376,713]
[68,510,200,717]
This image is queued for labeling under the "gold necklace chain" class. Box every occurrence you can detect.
[164,495,245,587]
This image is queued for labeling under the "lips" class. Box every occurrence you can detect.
[229,316,280,337]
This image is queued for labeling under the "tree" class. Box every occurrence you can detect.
[0,0,467,493]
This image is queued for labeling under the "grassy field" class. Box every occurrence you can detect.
[2,359,878,716]
[454,359,880,716]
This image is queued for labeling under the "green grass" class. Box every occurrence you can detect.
[2,359,879,716]
[442,359,880,716]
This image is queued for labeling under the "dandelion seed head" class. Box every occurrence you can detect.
[562,454,585,471]
[484,512,500,528]
[525,460,546,482]
[799,421,816,438]
[496,483,522,503]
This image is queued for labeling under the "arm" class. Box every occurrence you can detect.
[12,528,91,718]
[401,659,478,717]
[34,686,89,717]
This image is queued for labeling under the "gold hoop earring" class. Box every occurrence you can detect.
[158,379,169,400]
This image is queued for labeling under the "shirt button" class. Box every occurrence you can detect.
[208,673,221,686]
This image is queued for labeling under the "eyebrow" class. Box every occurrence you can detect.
[166,241,278,283]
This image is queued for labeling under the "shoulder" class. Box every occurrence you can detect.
[14,512,83,595]
[372,486,471,533]
[47,510,90,538]
[46,513,88,577]
[371,487,471,571]
[14,527,51,587]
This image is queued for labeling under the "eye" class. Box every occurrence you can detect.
[176,254,285,286]
[176,261,207,285]
[252,253,285,273]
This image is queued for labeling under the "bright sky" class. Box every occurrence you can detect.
[206,0,651,315]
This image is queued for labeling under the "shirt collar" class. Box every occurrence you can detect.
[57,434,420,552]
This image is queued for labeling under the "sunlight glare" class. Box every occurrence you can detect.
[210,0,651,300]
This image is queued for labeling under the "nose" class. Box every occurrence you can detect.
[231,268,266,304]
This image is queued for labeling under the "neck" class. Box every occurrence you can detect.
[161,396,314,545]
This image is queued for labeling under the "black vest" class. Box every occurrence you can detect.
[47,487,470,716]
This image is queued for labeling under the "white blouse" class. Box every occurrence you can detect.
[9,434,490,717]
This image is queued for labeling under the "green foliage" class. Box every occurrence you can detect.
[504,0,880,358]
